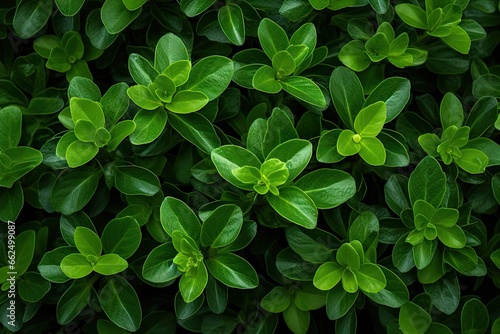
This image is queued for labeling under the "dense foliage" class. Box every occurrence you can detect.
[1,0,500,333]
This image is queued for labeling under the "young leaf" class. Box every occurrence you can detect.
[354,101,386,137]
[74,226,102,257]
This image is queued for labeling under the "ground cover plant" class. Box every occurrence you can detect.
[1,0,500,333]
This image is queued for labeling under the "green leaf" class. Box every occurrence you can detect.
[65,140,99,168]
[160,197,201,240]
[93,254,128,275]
[326,284,358,320]
[252,65,282,94]
[280,76,326,107]
[337,129,361,156]
[18,272,51,303]
[313,262,344,290]
[408,156,446,208]
[179,263,208,303]
[122,0,147,11]
[130,107,168,145]
[108,120,136,151]
[338,40,371,72]
[355,263,386,293]
[440,92,464,129]
[56,279,91,324]
[365,33,390,62]
[0,106,22,151]
[330,67,365,129]
[101,217,141,259]
[266,139,312,182]
[359,137,386,166]
[128,53,159,87]
[461,299,489,334]
[364,266,409,307]
[51,167,100,215]
[440,25,471,55]
[55,0,85,16]
[38,246,75,283]
[493,174,500,205]
[363,77,411,122]
[294,169,356,209]
[163,60,191,87]
[154,33,189,72]
[413,238,437,269]
[99,276,142,331]
[260,286,291,313]
[101,0,141,34]
[180,0,215,17]
[369,0,389,14]
[183,56,234,101]
[399,302,432,334]
[424,273,460,315]
[114,165,161,196]
[168,112,221,154]
[464,96,498,139]
[316,129,345,163]
[283,301,310,334]
[13,0,52,39]
[74,226,102,257]
[142,242,181,283]
[60,253,93,279]
[218,4,245,46]
[354,101,386,137]
[395,4,428,30]
[70,97,105,128]
[267,186,318,229]
[211,145,262,191]
[205,253,258,289]
[379,130,410,167]
[454,149,488,174]
[258,18,289,60]
[201,204,243,248]
[0,182,23,222]
[127,85,162,110]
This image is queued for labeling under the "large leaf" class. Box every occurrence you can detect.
[363,77,410,122]
[205,253,258,289]
[0,106,22,151]
[13,0,52,39]
[160,197,201,240]
[99,276,142,331]
[114,164,161,196]
[330,66,365,129]
[101,0,141,34]
[408,156,446,208]
[51,167,100,215]
[294,169,356,209]
[101,217,141,259]
[56,279,92,325]
[183,56,234,101]
[218,4,245,46]
[200,204,243,248]
[168,112,220,154]
[266,186,318,229]
[211,145,262,191]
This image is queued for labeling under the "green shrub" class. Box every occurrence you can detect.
[0,0,500,333]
